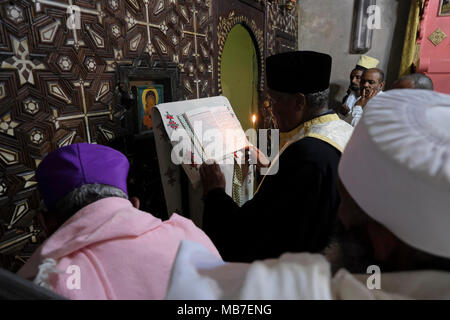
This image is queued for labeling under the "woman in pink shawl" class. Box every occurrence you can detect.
[18,143,220,299]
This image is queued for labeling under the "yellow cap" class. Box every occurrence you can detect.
[356,55,380,69]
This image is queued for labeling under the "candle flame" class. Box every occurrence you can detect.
[252,114,256,124]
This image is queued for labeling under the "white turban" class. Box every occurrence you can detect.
[339,89,450,259]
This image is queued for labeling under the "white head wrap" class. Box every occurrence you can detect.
[339,89,450,258]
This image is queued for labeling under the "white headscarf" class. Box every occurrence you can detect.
[339,89,450,258]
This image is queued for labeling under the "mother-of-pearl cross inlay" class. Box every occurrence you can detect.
[1,36,46,86]
[125,0,168,55]
[31,0,105,50]
[181,3,209,98]
[52,79,113,143]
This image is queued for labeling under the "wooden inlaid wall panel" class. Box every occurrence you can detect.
[0,0,297,271]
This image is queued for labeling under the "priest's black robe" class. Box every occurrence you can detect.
[203,136,342,262]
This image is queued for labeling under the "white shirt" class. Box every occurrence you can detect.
[346,90,384,127]
[350,105,364,127]
[343,92,360,113]
[165,240,450,300]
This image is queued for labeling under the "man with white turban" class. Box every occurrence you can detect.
[165,89,450,300]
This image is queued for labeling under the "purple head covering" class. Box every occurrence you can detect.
[36,143,129,210]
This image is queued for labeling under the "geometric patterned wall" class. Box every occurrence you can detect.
[0,0,297,271]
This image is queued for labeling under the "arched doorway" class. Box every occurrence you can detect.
[220,24,259,130]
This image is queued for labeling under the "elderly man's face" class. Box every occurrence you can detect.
[350,69,364,92]
[268,89,305,132]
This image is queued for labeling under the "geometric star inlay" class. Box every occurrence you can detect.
[181,3,208,98]
[23,98,40,115]
[0,113,20,136]
[99,126,115,141]
[48,82,72,103]
[39,20,61,43]
[57,56,73,71]
[5,5,25,24]
[125,0,168,56]
[1,36,46,86]
[52,79,114,143]
[0,180,7,196]
[95,82,110,101]
[17,172,38,189]
[8,200,29,229]
[0,83,5,100]
[108,0,119,11]
[57,130,76,148]
[86,25,105,48]
[0,147,19,165]
[30,128,45,144]
[130,33,142,51]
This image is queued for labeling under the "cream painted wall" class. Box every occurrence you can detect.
[297,0,410,104]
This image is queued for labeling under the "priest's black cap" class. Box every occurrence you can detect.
[266,51,332,94]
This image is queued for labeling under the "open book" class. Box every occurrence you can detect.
[178,105,250,163]
[152,96,255,221]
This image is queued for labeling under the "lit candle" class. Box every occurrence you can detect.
[252,114,257,129]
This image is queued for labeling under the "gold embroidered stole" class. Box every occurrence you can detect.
[256,114,353,193]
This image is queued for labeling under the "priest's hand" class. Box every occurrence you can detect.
[244,145,270,169]
[200,161,226,196]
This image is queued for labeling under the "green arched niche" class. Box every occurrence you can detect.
[220,24,259,131]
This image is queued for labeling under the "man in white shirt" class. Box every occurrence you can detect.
[166,89,450,300]
[348,68,385,127]
[339,55,380,117]
[339,68,363,115]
